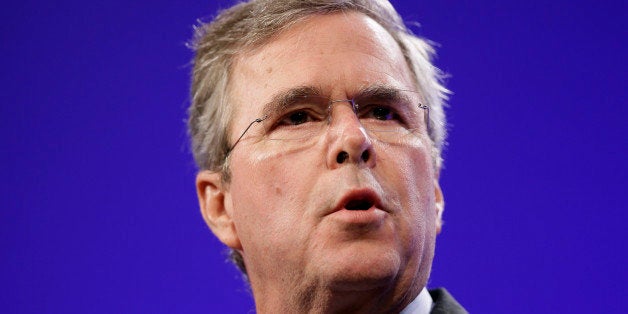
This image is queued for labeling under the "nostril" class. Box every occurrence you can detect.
[361,150,370,162]
[336,151,349,164]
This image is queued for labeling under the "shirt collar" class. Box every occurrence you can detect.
[399,287,433,314]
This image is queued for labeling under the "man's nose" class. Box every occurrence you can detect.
[325,102,376,169]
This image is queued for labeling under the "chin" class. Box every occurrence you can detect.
[319,244,405,291]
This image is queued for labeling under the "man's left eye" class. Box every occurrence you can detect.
[371,106,395,120]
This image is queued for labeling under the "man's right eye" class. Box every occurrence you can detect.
[280,110,311,126]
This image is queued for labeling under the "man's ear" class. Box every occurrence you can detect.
[434,179,445,234]
[196,170,242,250]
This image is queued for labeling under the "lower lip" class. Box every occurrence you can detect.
[328,207,388,225]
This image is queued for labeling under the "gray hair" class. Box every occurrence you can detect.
[188,0,450,276]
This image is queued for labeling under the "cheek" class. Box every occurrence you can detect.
[227,153,323,272]
[399,151,438,262]
[230,158,286,216]
[227,152,312,238]
[406,151,436,216]
[383,145,437,230]
[230,144,322,200]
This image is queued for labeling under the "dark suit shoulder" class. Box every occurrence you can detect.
[428,288,468,314]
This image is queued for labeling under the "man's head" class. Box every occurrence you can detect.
[189,0,449,312]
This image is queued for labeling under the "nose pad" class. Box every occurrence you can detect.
[327,99,358,123]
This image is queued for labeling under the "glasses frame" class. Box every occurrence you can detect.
[226,97,429,156]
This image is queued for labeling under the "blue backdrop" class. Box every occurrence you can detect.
[2,0,626,312]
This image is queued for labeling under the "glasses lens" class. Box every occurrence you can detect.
[238,91,429,151]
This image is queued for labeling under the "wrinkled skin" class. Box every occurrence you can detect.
[196,12,444,314]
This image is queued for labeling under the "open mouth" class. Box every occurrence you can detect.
[344,198,374,210]
[328,189,387,223]
[329,188,385,217]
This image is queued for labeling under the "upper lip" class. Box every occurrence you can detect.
[330,188,386,214]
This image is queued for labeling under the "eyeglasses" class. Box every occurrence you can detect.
[227,88,430,155]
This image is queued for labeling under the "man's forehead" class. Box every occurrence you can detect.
[233,14,399,74]
[221,12,418,145]
[228,12,411,99]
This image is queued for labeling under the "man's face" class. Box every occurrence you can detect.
[198,12,443,297]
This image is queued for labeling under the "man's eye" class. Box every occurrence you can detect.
[281,110,311,125]
[371,106,395,121]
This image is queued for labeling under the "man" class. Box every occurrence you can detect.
[188,0,466,313]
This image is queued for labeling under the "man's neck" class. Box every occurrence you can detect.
[253,281,424,313]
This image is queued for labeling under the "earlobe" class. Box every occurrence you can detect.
[196,170,242,250]
[434,179,445,234]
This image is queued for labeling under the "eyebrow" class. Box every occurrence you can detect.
[261,86,324,117]
[260,84,418,117]
[353,85,415,105]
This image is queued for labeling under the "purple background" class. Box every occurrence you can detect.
[2,0,626,312]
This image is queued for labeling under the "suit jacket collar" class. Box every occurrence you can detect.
[428,288,468,314]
